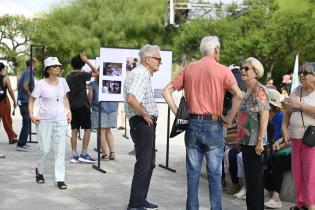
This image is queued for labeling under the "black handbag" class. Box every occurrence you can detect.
[300,88,315,147]
[169,96,189,138]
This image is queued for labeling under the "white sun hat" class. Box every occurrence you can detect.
[44,57,62,69]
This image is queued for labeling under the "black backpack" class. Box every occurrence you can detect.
[0,75,7,101]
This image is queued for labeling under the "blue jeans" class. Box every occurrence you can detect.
[17,104,30,146]
[185,119,224,210]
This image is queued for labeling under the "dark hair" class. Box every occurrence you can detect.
[71,54,85,69]
[0,62,5,71]
[270,104,281,112]
[43,67,50,78]
[26,58,35,67]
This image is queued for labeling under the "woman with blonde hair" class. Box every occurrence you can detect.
[237,57,270,210]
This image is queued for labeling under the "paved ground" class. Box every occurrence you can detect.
[0,102,294,210]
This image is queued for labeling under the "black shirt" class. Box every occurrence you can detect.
[66,71,91,109]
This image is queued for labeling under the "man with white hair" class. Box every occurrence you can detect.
[124,44,161,210]
[163,36,244,210]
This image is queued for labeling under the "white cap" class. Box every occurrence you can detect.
[268,88,282,108]
[228,64,240,71]
[44,57,62,69]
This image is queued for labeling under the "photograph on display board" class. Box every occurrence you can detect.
[103,62,122,76]
[126,57,139,71]
[102,80,122,94]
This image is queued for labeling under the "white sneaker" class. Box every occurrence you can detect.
[233,187,246,200]
[264,198,282,209]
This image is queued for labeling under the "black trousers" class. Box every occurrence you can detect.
[242,145,264,210]
[264,154,291,193]
[128,116,156,208]
[228,146,240,184]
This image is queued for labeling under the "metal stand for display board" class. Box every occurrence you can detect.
[159,107,176,173]
[28,44,45,144]
[122,115,129,139]
[92,102,107,173]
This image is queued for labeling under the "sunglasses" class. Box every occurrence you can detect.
[241,66,252,72]
[50,65,62,69]
[148,56,162,64]
[298,71,313,76]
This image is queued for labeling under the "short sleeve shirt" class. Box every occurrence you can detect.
[31,77,70,122]
[289,85,315,139]
[17,68,35,104]
[123,65,158,119]
[237,83,270,145]
[66,71,91,109]
[171,57,236,116]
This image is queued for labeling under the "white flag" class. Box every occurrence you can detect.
[291,54,299,93]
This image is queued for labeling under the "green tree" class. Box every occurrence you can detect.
[31,0,171,75]
[0,15,34,75]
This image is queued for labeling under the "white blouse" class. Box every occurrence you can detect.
[289,85,315,139]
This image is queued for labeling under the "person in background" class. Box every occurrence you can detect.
[233,152,246,200]
[124,44,161,210]
[29,57,71,190]
[88,74,117,160]
[264,88,290,209]
[237,57,270,210]
[0,62,18,144]
[282,62,315,210]
[266,77,277,90]
[163,36,244,210]
[16,58,35,152]
[66,53,98,164]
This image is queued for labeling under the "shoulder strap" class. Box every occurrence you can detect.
[300,87,306,130]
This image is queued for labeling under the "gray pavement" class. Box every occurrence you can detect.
[0,103,293,210]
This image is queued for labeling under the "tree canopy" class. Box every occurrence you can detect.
[0,15,34,75]
[1,0,315,84]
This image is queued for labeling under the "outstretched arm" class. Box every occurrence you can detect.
[80,53,99,77]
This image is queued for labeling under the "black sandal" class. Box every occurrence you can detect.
[57,181,67,190]
[35,168,44,184]
[101,154,109,160]
[109,152,115,160]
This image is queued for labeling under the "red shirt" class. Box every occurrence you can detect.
[171,56,236,116]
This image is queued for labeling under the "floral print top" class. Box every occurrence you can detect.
[237,83,270,145]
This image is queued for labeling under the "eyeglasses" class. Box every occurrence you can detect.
[50,65,62,69]
[298,71,313,76]
[148,56,162,64]
[241,66,252,72]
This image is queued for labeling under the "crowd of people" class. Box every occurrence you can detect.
[0,35,315,210]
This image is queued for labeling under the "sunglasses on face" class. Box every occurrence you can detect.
[241,66,252,72]
[50,65,62,69]
[298,71,313,76]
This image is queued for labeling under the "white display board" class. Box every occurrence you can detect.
[98,47,172,102]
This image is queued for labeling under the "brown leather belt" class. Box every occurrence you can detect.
[189,114,221,121]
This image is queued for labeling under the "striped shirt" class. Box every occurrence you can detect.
[124,64,158,119]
